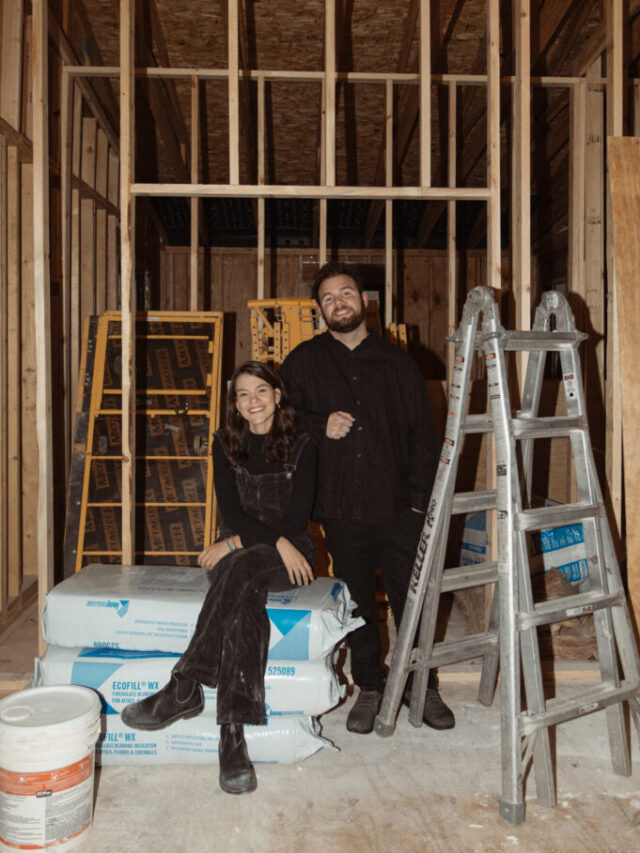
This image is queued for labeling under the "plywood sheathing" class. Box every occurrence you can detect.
[608,136,640,633]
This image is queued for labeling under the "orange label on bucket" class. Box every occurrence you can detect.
[0,755,94,796]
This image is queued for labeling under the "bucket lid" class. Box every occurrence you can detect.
[0,685,101,731]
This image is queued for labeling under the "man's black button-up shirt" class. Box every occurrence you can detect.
[280,331,440,522]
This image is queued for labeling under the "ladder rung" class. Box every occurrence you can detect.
[501,331,587,351]
[414,633,498,669]
[463,414,493,434]
[441,562,499,592]
[520,680,640,735]
[452,489,496,514]
[511,415,586,439]
[517,502,600,532]
[519,590,625,630]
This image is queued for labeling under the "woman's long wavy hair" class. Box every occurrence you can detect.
[222,361,298,466]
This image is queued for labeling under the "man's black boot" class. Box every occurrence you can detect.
[218,723,257,794]
[402,682,455,730]
[121,673,204,731]
[346,689,382,734]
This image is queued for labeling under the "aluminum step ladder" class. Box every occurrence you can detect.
[375,285,640,825]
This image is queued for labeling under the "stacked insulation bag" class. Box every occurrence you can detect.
[38,564,363,766]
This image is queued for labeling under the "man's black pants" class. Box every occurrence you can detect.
[322,507,427,693]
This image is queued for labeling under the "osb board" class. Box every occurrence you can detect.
[608,136,640,627]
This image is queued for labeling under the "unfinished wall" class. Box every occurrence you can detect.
[0,1,38,629]
[158,246,514,370]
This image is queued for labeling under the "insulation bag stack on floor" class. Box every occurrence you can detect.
[38,564,363,766]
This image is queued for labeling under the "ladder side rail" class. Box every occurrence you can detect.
[482,312,526,825]
[407,292,492,724]
[477,579,500,705]
[599,505,640,686]
[515,524,557,809]
[518,300,554,502]
[570,453,640,728]
[512,294,565,806]
[375,293,485,736]
[407,519,452,727]
[75,315,111,572]
[483,334,524,825]
[593,605,632,775]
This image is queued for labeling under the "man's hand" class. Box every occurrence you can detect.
[276,537,314,586]
[326,411,355,440]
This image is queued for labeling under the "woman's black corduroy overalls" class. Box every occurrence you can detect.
[174,433,314,726]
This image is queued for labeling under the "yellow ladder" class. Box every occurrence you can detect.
[64,311,224,571]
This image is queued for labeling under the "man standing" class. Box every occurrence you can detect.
[280,262,454,734]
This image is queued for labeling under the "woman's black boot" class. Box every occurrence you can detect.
[218,723,257,794]
[121,673,204,730]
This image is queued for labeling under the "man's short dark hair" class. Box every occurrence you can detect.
[311,262,365,303]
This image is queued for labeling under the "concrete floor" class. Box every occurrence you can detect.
[1,608,640,852]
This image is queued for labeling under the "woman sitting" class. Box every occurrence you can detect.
[121,361,317,795]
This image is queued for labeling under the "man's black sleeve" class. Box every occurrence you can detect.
[280,348,328,444]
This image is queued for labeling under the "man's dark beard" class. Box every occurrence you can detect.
[323,301,366,333]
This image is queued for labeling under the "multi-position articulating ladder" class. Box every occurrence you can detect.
[375,286,640,825]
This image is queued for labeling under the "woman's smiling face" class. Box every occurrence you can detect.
[234,372,281,434]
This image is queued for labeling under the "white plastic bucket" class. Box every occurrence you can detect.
[0,685,101,852]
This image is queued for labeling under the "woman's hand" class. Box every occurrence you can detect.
[276,537,314,586]
[198,540,235,571]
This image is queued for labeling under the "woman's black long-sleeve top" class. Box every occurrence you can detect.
[212,431,317,549]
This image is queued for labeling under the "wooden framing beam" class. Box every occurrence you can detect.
[319,72,328,264]
[60,70,73,474]
[120,0,136,565]
[487,0,501,292]
[605,0,624,534]
[0,136,7,617]
[385,77,393,325]
[190,75,199,311]
[95,128,109,315]
[132,183,490,201]
[420,0,431,188]
[512,0,532,389]
[6,144,22,602]
[584,60,606,412]
[80,117,97,322]
[228,0,240,185]
[257,76,266,297]
[107,148,119,310]
[446,80,457,390]
[69,84,83,415]
[32,0,54,651]
[325,0,337,188]
[1,0,24,131]
[568,79,586,301]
